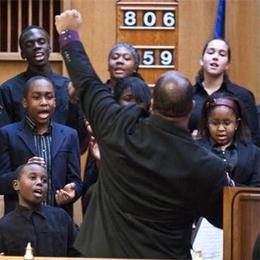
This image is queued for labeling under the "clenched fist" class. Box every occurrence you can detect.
[55,9,82,34]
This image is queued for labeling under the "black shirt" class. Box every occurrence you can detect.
[208,139,238,175]
[0,89,10,127]
[197,137,260,187]
[0,205,79,256]
[190,77,260,146]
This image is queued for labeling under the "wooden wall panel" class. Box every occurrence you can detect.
[226,0,260,103]
[1,0,259,103]
[0,61,27,82]
[69,0,220,87]
[0,61,62,83]
[65,0,116,82]
[178,0,218,84]
[116,1,178,85]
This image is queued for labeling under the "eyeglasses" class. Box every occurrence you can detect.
[208,119,237,128]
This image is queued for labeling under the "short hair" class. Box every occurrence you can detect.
[19,25,49,49]
[14,163,47,180]
[199,92,251,144]
[108,43,140,72]
[114,76,151,108]
[153,71,193,118]
[24,75,54,97]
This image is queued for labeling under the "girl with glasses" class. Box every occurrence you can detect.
[198,93,259,186]
[192,93,260,259]
[189,38,260,146]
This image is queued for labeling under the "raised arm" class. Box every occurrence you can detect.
[55,10,124,142]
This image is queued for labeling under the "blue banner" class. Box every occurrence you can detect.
[214,0,225,38]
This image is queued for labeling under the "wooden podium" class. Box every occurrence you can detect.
[223,187,260,260]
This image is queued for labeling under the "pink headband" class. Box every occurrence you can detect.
[206,98,240,116]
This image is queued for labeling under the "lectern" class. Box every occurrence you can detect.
[223,187,260,260]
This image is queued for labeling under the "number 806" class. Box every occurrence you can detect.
[124,11,175,28]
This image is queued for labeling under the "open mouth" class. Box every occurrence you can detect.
[38,110,50,119]
[216,135,227,141]
[34,52,45,62]
[114,67,125,72]
[33,189,43,198]
[209,62,219,68]
[113,68,126,78]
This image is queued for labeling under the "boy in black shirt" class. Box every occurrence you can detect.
[0,163,79,257]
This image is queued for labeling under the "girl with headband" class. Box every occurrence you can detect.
[192,93,260,259]
[189,38,260,146]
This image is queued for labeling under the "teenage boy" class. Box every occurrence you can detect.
[0,25,87,149]
[0,163,79,256]
[0,76,82,216]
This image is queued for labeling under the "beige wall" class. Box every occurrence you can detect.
[226,0,260,103]
[178,0,218,83]
[62,0,218,89]
[62,0,116,82]
[0,0,259,101]
[64,0,260,103]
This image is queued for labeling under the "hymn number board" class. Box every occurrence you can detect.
[117,1,179,86]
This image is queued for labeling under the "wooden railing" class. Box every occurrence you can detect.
[0,0,62,53]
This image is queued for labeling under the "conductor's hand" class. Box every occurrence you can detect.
[55,9,82,34]
[55,182,76,205]
[89,135,101,162]
[68,81,78,104]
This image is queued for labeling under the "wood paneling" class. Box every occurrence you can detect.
[0,60,62,84]
[116,1,178,85]
[178,0,218,84]
[226,0,260,103]
[65,0,116,82]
